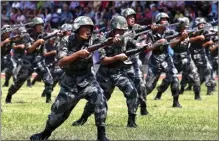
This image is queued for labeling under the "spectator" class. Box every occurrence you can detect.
[51,7,61,28]
[83,6,95,19]
[61,3,73,24]
[69,1,80,10]
[1,8,10,25]
[10,7,18,24]
[16,8,26,23]
[150,3,159,23]
[173,10,184,22]
[136,5,144,24]
[162,6,173,22]
[144,6,152,24]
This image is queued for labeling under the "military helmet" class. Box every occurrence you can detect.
[61,23,72,32]
[1,25,12,34]
[194,17,206,27]
[110,16,128,30]
[177,17,190,28]
[121,8,136,18]
[32,17,44,26]
[18,26,27,33]
[72,16,94,32]
[155,12,169,23]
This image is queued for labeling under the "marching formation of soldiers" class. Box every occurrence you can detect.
[1,7,218,141]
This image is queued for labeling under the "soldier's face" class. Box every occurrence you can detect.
[114,29,125,35]
[160,18,169,25]
[35,24,43,33]
[78,25,92,40]
[198,23,205,29]
[127,15,135,26]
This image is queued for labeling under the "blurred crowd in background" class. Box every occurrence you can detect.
[1,1,218,32]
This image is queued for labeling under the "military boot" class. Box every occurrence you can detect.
[127,113,137,128]
[97,126,109,141]
[46,93,51,103]
[194,91,202,100]
[185,84,192,91]
[207,86,213,95]
[72,114,88,126]
[30,128,52,140]
[140,102,149,115]
[179,86,184,94]
[172,96,182,108]
[27,78,32,88]
[5,94,12,104]
[154,92,162,100]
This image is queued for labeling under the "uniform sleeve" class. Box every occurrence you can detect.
[98,48,106,60]
[57,36,69,60]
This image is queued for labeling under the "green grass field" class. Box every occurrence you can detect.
[1,80,218,140]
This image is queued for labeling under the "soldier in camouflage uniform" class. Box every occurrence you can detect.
[146,13,184,107]
[209,35,218,75]
[189,17,216,95]
[1,25,13,87]
[5,17,54,103]
[121,8,149,115]
[30,16,109,141]
[72,16,142,128]
[170,17,201,100]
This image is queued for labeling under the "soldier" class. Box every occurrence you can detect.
[209,35,218,75]
[121,8,149,115]
[5,17,54,103]
[146,12,185,107]
[1,25,13,87]
[171,17,201,100]
[30,16,109,141]
[72,16,145,128]
[189,17,216,95]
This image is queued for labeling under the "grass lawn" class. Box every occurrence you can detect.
[1,80,218,140]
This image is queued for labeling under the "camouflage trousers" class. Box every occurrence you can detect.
[192,55,216,88]
[146,55,179,96]
[212,56,218,75]
[7,59,53,97]
[47,73,107,129]
[127,58,147,108]
[175,57,200,93]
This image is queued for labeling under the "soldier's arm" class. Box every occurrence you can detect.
[189,35,205,43]
[27,39,45,53]
[100,55,125,65]
[43,44,57,57]
[202,40,214,48]
[58,36,89,67]
[209,44,219,52]
[0,38,11,47]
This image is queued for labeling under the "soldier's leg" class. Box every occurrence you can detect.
[179,71,188,94]
[115,73,138,128]
[170,75,182,108]
[35,63,54,103]
[72,70,114,126]
[26,76,32,87]
[204,63,215,95]
[6,66,33,103]
[155,76,170,100]
[3,70,12,87]
[30,87,80,140]
[31,74,42,86]
[188,61,201,100]
[82,79,108,141]
[145,67,160,95]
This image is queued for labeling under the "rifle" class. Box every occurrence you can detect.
[125,37,183,57]
[204,31,219,37]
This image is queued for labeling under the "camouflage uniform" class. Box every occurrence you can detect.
[189,17,216,95]
[209,36,218,75]
[72,16,139,128]
[172,17,201,100]
[122,8,149,115]
[146,13,182,107]
[30,16,109,141]
[5,17,54,103]
[1,25,13,87]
